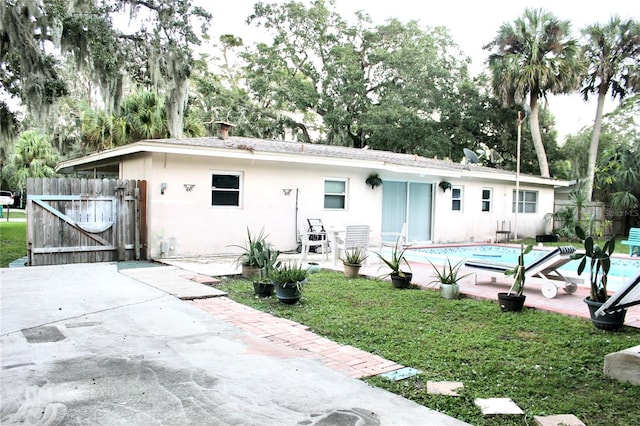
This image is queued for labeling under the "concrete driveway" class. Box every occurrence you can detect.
[0,263,468,425]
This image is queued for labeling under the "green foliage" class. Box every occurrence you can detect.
[428,257,471,285]
[269,261,307,285]
[0,221,27,267]
[218,270,640,426]
[340,247,368,265]
[504,244,533,296]
[374,239,411,278]
[485,8,583,177]
[230,227,280,282]
[2,129,59,191]
[571,225,616,302]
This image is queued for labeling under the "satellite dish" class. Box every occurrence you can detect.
[463,148,479,164]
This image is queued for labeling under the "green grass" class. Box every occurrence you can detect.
[218,271,640,426]
[0,209,26,219]
[0,221,27,267]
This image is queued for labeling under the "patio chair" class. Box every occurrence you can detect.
[299,220,329,261]
[595,268,640,316]
[495,220,511,243]
[334,224,371,266]
[379,222,408,253]
[464,246,583,298]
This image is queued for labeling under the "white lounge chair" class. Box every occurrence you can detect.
[595,268,640,316]
[464,246,583,298]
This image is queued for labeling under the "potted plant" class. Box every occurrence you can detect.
[270,261,308,304]
[341,247,368,278]
[571,225,626,330]
[498,244,532,312]
[427,257,471,299]
[374,239,412,288]
[231,227,268,279]
[252,243,281,297]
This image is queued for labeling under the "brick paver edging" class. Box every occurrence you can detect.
[191,297,404,378]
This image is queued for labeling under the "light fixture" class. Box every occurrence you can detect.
[160,182,167,195]
[282,188,293,196]
[184,184,196,192]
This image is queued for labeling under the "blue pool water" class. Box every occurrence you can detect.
[403,244,640,292]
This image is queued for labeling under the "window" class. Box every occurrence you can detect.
[211,172,241,206]
[481,188,492,212]
[451,186,462,211]
[324,179,347,209]
[512,190,538,213]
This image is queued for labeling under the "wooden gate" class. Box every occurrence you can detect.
[26,178,147,266]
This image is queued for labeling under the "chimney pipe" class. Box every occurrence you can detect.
[215,121,234,139]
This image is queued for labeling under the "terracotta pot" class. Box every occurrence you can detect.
[343,263,361,278]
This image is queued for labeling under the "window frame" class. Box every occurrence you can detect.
[324,178,348,210]
[512,189,538,214]
[211,171,242,208]
[451,186,463,212]
[481,187,492,212]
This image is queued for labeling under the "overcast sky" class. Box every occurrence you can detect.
[204,0,637,141]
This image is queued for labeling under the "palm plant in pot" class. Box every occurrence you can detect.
[374,238,412,288]
[427,257,471,300]
[231,227,268,279]
[571,225,625,330]
[341,247,368,278]
[499,244,532,312]
[270,261,308,304]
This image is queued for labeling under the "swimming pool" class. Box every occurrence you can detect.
[402,244,640,292]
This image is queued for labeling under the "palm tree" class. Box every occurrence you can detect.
[580,16,640,201]
[485,8,583,177]
[2,129,59,191]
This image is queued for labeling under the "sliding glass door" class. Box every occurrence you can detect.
[381,181,432,242]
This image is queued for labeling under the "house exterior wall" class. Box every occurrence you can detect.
[431,178,555,244]
[118,151,559,258]
[122,152,384,258]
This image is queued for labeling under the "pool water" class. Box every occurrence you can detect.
[403,244,640,292]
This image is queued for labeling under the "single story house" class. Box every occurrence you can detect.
[56,130,570,259]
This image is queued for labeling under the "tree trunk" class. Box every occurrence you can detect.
[528,95,550,177]
[585,86,608,201]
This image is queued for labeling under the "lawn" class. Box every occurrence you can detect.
[0,221,27,267]
[218,271,640,426]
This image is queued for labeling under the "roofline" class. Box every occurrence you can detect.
[55,140,570,187]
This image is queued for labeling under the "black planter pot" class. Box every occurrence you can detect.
[584,298,627,331]
[275,280,305,304]
[253,282,274,298]
[498,292,526,312]
[391,272,413,289]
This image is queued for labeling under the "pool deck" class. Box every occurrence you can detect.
[163,249,640,329]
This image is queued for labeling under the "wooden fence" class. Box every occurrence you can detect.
[26,178,147,266]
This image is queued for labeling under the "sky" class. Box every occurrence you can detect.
[203,0,637,142]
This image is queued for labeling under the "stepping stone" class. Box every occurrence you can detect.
[426,381,463,396]
[474,398,524,415]
[378,367,421,381]
[184,274,221,285]
[534,414,586,426]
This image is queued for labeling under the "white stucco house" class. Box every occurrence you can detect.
[56,131,569,259]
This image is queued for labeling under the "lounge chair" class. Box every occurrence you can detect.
[595,268,640,316]
[464,246,583,298]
